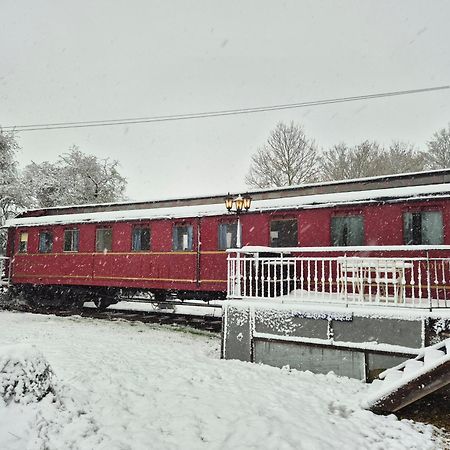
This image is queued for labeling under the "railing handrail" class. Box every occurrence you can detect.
[227,255,447,262]
[227,251,450,309]
[227,245,450,254]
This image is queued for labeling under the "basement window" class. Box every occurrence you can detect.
[132,227,151,251]
[96,228,112,252]
[19,232,28,253]
[38,231,53,253]
[64,229,79,252]
[403,211,443,245]
[173,225,193,251]
[218,222,239,250]
[270,219,298,247]
[331,216,364,246]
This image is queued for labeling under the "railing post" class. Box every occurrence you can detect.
[226,254,230,297]
[255,252,259,298]
[426,251,432,312]
[344,254,348,307]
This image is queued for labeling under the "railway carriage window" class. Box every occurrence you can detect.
[218,222,238,250]
[132,227,150,251]
[96,228,112,252]
[331,216,364,246]
[403,211,443,245]
[270,219,298,247]
[173,225,193,251]
[64,229,79,252]
[19,232,28,253]
[38,231,53,253]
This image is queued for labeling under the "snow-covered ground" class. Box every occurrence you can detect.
[0,311,447,450]
[84,299,223,317]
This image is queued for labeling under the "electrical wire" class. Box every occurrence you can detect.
[2,85,449,132]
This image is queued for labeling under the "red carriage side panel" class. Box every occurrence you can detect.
[298,209,330,247]
[241,213,269,247]
[8,193,450,297]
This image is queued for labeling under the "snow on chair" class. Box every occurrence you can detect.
[338,257,413,304]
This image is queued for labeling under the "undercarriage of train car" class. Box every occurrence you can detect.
[5,283,226,311]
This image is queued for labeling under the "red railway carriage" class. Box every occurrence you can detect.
[4,169,450,307]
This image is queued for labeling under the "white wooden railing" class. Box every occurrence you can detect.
[227,246,450,309]
[0,257,10,286]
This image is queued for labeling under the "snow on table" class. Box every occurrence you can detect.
[0,311,446,450]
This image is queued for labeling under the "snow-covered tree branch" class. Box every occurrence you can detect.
[23,146,127,208]
[0,130,28,251]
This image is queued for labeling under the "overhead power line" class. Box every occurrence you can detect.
[2,85,449,132]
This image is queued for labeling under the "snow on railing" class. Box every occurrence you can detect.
[0,257,10,286]
[226,246,450,309]
[366,338,450,412]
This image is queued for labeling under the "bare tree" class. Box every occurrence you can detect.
[320,140,426,181]
[320,141,384,181]
[246,122,318,188]
[383,141,426,174]
[425,124,450,169]
[320,143,353,181]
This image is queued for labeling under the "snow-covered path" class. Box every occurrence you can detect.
[0,311,445,449]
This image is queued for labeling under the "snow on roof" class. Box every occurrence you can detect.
[20,168,450,214]
[6,182,450,228]
[246,167,450,193]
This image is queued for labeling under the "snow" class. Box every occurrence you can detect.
[0,344,54,405]
[238,244,450,253]
[0,311,446,449]
[424,348,446,367]
[6,182,450,228]
[18,168,450,214]
[84,299,223,317]
[365,338,450,410]
[225,298,450,321]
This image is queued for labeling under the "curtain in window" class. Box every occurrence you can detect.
[219,223,238,249]
[422,212,443,245]
[39,232,53,253]
[173,226,193,251]
[64,229,79,252]
[19,232,28,253]
[331,216,364,246]
[132,228,141,251]
[404,211,443,245]
[96,229,112,252]
[403,213,414,245]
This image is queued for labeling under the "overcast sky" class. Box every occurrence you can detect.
[1,0,449,201]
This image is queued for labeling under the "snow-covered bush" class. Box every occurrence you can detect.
[0,344,54,405]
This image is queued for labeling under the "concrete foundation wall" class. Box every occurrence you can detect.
[254,340,366,379]
[222,302,450,381]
